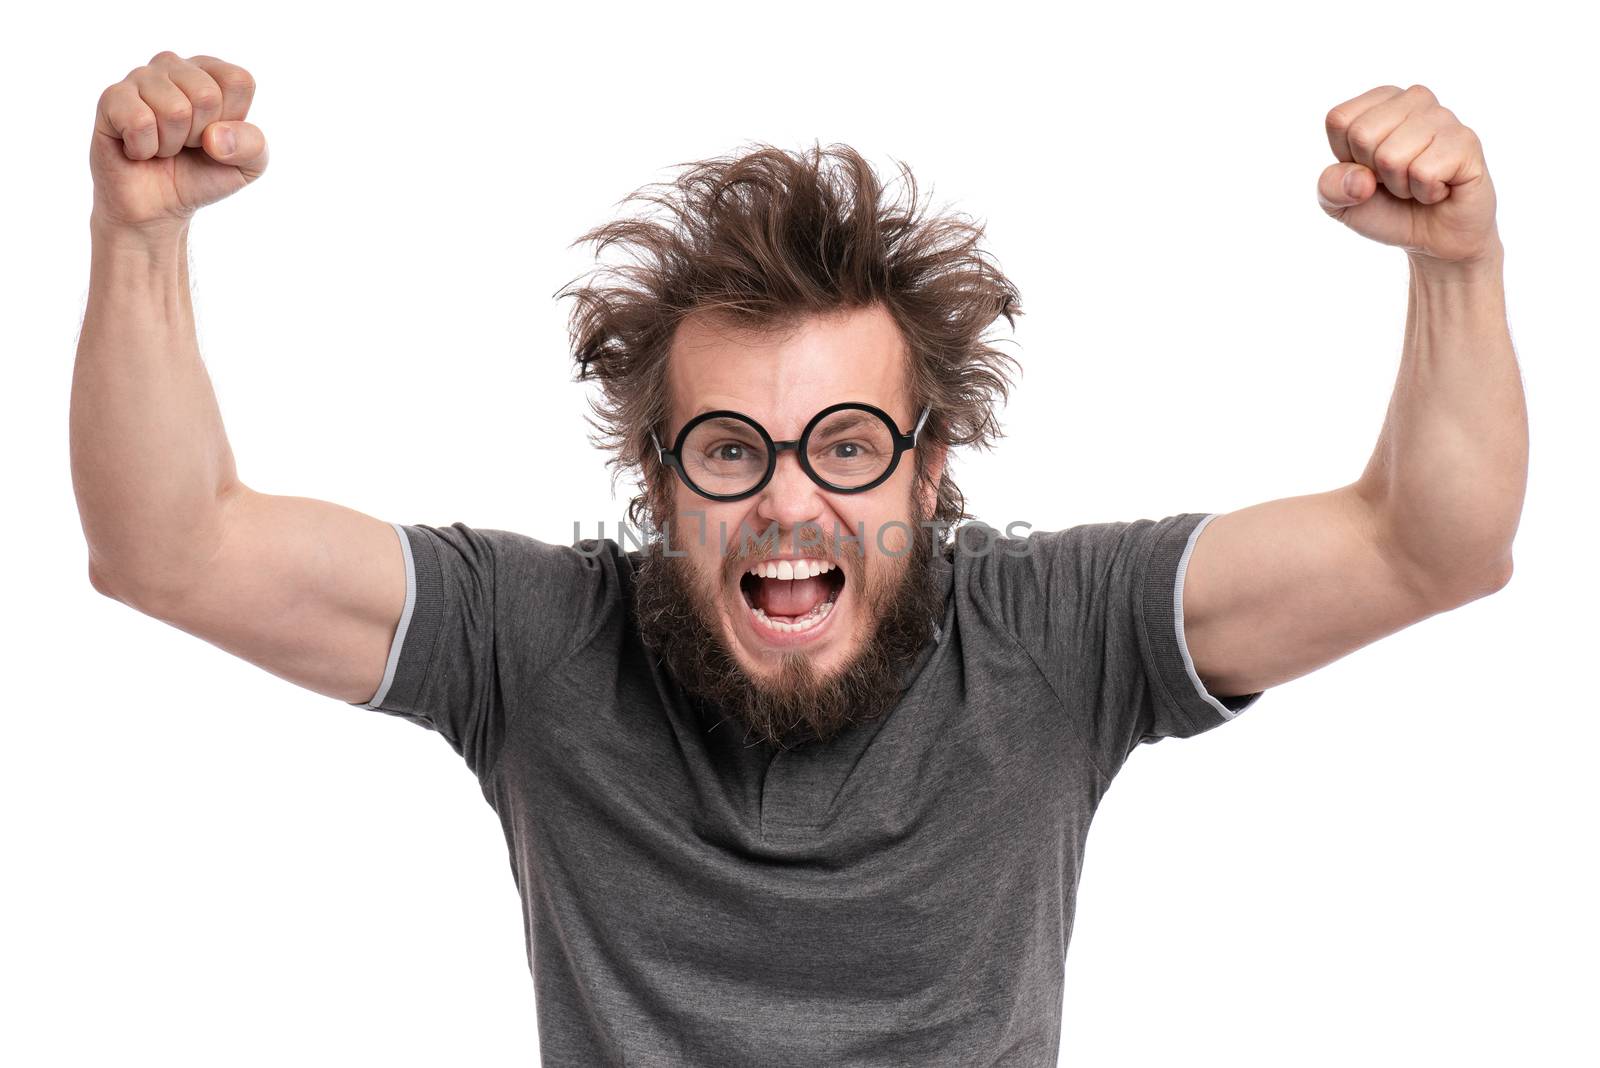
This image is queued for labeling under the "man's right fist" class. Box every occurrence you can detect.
[90,52,268,230]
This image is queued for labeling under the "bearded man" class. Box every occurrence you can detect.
[74,51,1525,1066]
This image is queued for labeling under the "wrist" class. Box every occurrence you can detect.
[1408,235,1504,287]
[89,210,190,253]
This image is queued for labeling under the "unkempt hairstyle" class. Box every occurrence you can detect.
[556,141,1022,533]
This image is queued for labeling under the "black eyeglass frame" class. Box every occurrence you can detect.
[651,402,933,503]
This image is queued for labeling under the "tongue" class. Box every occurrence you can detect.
[756,576,829,618]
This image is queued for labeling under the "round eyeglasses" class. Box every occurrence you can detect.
[651,402,932,502]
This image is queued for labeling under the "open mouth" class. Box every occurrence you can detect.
[737,559,848,635]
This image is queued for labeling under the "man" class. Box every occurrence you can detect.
[73,51,1525,1066]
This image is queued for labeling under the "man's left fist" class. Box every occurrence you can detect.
[1318,84,1499,266]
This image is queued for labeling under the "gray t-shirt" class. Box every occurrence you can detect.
[344,511,1262,1065]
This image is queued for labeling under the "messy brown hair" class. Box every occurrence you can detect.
[556,141,1022,534]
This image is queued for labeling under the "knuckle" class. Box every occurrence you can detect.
[126,112,159,140]
[188,86,223,112]
[1405,83,1436,100]
[149,49,180,64]
[1373,148,1404,173]
[161,100,193,127]
[1411,165,1445,187]
[1324,106,1351,131]
[220,71,256,96]
[1346,123,1377,151]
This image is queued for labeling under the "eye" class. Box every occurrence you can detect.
[706,440,758,463]
[828,441,872,459]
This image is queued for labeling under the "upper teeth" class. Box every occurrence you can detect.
[747,559,835,580]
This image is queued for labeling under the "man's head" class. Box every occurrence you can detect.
[629,306,952,747]
[559,143,1022,746]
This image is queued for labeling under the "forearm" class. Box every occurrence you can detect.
[1356,239,1527,601]
[70,214,241,598]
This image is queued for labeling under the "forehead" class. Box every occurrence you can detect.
[665,303,912,436]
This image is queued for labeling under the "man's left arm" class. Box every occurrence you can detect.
[1182,84,1526,699]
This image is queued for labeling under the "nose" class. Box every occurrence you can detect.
[753,448,828,531]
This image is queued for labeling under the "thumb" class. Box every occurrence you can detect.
[201,120,270,180]
[1317,162,1376,213]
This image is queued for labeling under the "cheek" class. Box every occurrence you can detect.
[841,492,917,561]
[666,490,723,555]
[870,517,916,558]
[675,503,771,578]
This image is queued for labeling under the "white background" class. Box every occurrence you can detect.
[5,1,1595,1064]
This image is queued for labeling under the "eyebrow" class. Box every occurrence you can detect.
[683,408,891,436]
[696,416,763,435]
[688,406,747,422]
[809,412,874,435]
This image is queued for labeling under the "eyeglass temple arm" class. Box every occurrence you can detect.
[910,405,931,445]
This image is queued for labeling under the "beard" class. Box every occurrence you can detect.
[631,511,944,751]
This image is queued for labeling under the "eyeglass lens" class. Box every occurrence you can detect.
[679,407,898,496]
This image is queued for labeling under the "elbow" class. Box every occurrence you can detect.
[87,559,165,613]
[88,559,124,602]
[1437,553,1514,608]
[1486,554,1514,593]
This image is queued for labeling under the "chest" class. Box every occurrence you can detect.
[491,638,1101,998]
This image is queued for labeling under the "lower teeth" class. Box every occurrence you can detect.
[753,600,833,633]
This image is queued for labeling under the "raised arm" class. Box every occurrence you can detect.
[71,51,405,706]
[1178,85,1524,700]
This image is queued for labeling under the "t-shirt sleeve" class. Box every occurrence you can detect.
[345,521,621,779]
[974,511,1264,780]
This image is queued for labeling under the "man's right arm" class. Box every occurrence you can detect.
[71,53,403,707]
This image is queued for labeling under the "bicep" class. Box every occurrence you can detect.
[1180,483,1448,698]
[124,483,407,706]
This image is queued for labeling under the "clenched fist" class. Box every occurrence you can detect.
[90,51,268,231]
[1317,84,1499,267]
